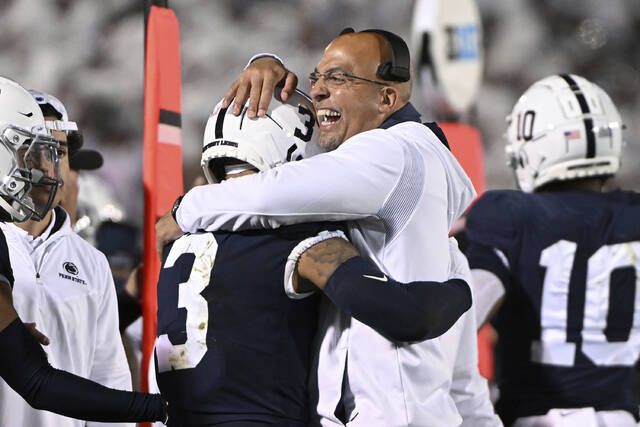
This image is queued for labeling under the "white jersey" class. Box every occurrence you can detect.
[0,208,133,427]
[177,119,499,426]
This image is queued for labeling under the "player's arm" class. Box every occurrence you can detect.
[0,317,167,423]
[0,281,17,332]
[465,244,509,328]
[288,234,472,342]
[470,264,506,327]
[0,282,167,423]
[464,191,519,328]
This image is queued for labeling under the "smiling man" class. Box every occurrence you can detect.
[309,32,411,152]
[157,29,499,426]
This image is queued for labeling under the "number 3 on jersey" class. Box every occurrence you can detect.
[534,240,640,367]
[156,234,217,372]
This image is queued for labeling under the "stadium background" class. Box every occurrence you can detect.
[0,0,638,224]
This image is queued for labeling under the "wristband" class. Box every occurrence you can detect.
[170,195,183,222]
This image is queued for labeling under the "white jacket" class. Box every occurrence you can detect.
[177,120,500,427]
[0,208,133,427]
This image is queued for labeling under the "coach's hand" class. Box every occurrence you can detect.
[156,211,183,257]
[222,57,298,118]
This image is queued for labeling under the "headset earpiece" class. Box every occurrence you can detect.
[336,28,411,83]
[361,29,411,82]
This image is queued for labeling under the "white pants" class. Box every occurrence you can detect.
[513,408,636,427]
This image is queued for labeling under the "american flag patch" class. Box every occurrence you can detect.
[564,129,581,140]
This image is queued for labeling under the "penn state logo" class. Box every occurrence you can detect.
[63,262,79,276]
[59,262,86,285]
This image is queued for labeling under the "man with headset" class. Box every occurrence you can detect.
[157,29,500,426]
[155,91,474,426]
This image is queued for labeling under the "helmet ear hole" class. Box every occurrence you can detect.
[210,158,228,183]
[209,159,222,183]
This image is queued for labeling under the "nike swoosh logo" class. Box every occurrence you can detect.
[363,274,388,282]
[19,112,33,117]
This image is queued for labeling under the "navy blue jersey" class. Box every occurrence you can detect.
[466,190,640,425]
[0,224,16,375]
[0,228,14,288]
[155,222,344,426]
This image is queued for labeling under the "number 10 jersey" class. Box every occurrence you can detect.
[465,189,640,425]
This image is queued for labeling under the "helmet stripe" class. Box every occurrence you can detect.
[214,106,228,139]
[558,74,596,159]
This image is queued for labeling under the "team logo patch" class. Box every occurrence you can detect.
[59,262,86,285]
[63,262,79,275]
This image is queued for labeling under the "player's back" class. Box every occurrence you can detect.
[466,189,640,424]
[155,222,342,426]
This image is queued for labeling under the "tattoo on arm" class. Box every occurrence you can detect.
[296,238,359,290]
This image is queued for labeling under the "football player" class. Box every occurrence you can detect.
[155,89,473,426]
[465,74,639,427]
[0,76,167,423]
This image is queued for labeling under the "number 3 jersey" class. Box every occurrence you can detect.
[155,222,343,426]
[465,189,640,424]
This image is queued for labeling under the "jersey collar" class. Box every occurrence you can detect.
[378,102,421,130]
[378,102,451,150]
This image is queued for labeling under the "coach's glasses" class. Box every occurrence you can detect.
[309,69,387,89]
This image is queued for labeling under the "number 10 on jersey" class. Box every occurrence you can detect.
[534,240,640,367]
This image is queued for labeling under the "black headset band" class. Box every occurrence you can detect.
[360,29,411,82]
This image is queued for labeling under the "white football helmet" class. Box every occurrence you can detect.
[506,74,623,192]
[201,88,317,183]
[0,77,61,222]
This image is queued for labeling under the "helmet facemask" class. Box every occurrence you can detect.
[0,125,61,222]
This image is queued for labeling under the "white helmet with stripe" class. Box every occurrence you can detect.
[0,76,61,222]
[201,87,317,183]
[506,74,623,192]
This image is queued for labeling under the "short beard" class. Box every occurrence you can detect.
[319,136,344,152]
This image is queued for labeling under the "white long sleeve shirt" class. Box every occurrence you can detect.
[0,208,133,427]
[177,117,498,426]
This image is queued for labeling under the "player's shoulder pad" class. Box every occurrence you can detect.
[466,190,527,246]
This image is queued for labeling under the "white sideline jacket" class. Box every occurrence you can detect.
[0,208,133,427]
[177,120,500,426]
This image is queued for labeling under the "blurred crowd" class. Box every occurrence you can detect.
[0,0,637,224]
